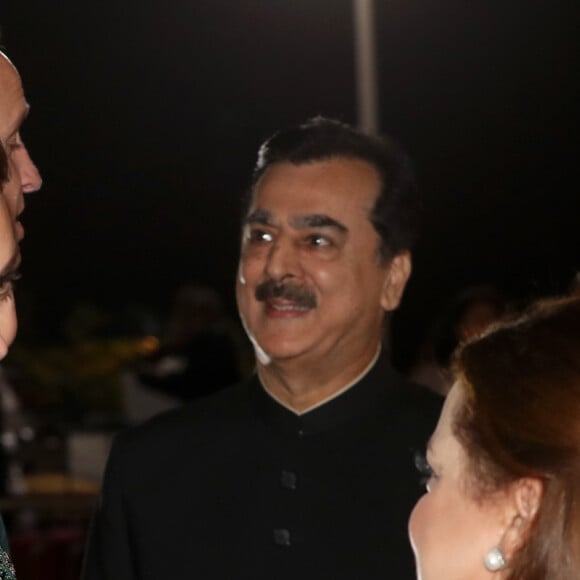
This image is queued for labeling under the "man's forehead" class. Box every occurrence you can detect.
[245,190,373,230]
[254,157,379,203]
[0,64,29,140]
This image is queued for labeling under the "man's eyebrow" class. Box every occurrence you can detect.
[292,214,348,233]
[244,208,272,225]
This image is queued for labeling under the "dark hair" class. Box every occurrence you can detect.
[453,296,580,579]
[433,285,506,367]
[242,117,420,261]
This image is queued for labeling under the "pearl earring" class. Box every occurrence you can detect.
[483,546,507,572]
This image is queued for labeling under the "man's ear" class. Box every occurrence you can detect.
[380,252,412,312]
[502,477,543,560]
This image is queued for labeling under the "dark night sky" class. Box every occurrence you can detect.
[0,1,578,358]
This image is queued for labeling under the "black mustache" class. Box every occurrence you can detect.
[255,280,317,308]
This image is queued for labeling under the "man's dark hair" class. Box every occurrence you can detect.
[242,116,420,261]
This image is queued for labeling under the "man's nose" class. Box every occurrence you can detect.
[265,238,300,281]
[16,146,42,193]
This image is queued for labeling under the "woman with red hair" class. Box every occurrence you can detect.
[409,296,580,579]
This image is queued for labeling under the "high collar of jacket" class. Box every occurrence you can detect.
[251,352,405,437]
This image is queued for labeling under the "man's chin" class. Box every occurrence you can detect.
[252,338,311,366]
[246,314,319,365]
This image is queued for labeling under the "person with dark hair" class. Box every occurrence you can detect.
[409,296,580,579]
[410,285,507,395]
[0,50,42,240]
[137,284,240,403]
[83,117,441,579]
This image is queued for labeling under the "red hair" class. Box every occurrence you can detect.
[453,297,580,579]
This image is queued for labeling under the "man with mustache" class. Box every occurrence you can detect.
[83,117,441,579]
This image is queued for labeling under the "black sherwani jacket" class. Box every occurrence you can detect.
[82,356,441,580]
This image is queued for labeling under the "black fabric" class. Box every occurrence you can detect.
[82,356,441,580]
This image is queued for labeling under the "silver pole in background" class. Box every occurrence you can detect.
[353,0,379,134]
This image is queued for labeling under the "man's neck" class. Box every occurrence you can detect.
[257,345,381,414]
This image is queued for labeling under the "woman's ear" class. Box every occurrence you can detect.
[380,252,412,312]
[502,478,543,560]
[513,478,543,520]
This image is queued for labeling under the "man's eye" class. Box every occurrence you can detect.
[248,229,273,243]
[307,234,331,247]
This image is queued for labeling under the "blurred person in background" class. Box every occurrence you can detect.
[410,285,507,396]
[137,284,240,402]
[410,296,580,579]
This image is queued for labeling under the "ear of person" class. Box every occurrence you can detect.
[380,251,411,311]
[504,477,543,554]
[484,477,543,574]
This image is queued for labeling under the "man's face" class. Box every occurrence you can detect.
[0,52,42,240]
[236,157,410,368]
